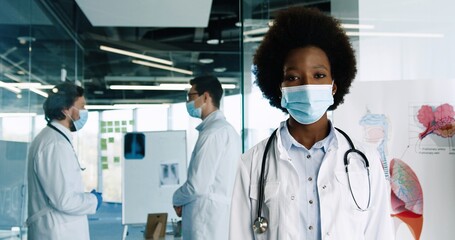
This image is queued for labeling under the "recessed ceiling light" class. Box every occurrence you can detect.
[214,67,226,72]
[199,58,214,64]
[17,36,36,45]
[206,39,223,45]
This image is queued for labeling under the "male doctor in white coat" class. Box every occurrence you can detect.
[229,7,394,240]
[27,83,102,240]
[173,75,241,240]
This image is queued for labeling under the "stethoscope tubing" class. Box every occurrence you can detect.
[254,127,371,233]
[47,123,86,171]
[256,128,278,222]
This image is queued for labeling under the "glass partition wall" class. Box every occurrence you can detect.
[0,0,83,232]
[0,0,244,236]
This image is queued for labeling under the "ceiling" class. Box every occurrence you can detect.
[0,0,330,113]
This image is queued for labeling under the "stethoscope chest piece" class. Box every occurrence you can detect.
[253,216,268,234]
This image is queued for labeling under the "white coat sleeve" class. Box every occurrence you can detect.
[365,151,395,239]
[35,141,97,215]
[229,155,255,240]
[172,131,225,206]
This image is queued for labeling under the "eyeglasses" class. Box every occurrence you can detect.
[187,92,200,101]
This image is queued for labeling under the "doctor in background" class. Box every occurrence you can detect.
[173,75,241,240]
[26,82,102,240]
[229,7,394,240]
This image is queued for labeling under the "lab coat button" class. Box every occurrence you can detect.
[322,185,327,190]
[309,226,313,230]
[291,195,295,200]
[308,177,313,181]
[306,154,311,159]
[309,200,313,204]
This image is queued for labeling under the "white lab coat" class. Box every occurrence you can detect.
[173,111,241,240]
[26,122,97,240]
[229,121,394,240]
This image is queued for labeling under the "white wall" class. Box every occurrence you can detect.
[357,0,455,82]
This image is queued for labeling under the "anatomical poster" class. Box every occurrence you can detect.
[333,79,455,240]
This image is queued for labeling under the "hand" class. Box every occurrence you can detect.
[91,189,103,211]
[174,206,182,217]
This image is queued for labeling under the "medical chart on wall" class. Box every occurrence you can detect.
[410,103,455,154]
[333,79,455,240]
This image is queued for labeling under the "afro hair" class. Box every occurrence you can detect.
[253,7,357,112]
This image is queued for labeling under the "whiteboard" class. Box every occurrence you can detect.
[122,131,187,225]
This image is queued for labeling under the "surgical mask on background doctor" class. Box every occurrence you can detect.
[281,84,334,124]
[186,101,202,119]
[69,107,88,131]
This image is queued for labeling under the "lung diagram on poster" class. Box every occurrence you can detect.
[410,103,455,155]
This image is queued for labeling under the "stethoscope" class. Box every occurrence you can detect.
[253,127,371,234]
[47,123,86,171]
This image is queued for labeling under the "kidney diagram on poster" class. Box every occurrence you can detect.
[333,79,455,240]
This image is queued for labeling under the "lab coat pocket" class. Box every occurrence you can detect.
[335,171,369,212]
[249,182,280,202]
[249,182,280,216]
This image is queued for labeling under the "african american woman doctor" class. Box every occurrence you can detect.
[229,7,394,240]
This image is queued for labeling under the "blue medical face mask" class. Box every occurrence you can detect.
[186,100,202,119]
[69,107,88,131]
[280,83,334,125]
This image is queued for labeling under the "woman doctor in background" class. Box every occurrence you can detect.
[229,7,394,240]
